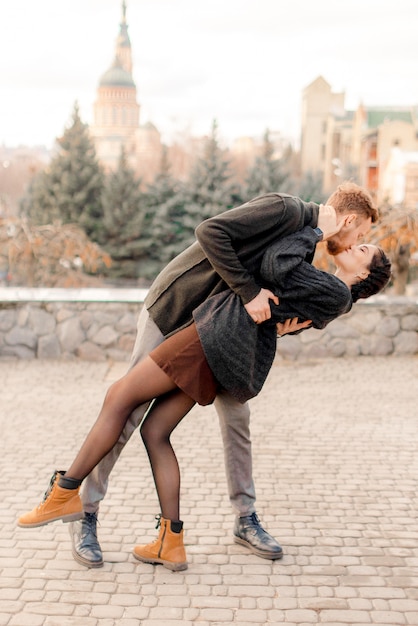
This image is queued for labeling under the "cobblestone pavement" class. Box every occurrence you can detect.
[1,356,418,626]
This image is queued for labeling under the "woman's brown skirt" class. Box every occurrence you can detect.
[149,322,218,406]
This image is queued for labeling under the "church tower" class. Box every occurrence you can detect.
[115,1,132,74]
[90,1,140,169]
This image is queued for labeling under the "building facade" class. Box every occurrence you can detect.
[300,76,346,178]
[301,75,418,207]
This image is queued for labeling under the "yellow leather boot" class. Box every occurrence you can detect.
[18,471,83,528]
[133,516,188,571]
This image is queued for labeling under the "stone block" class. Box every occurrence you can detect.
[369,335,394,356]
[76,341,106,361]
[326,319,359,339]
[303,343,330,359]
[0,308,16,331]
[57,317,85,353]
[344,339,361,357]
[401,313,418,331]
[55,307,74,322]
[116,312,137,333]
[28,307,56,335]
[92,325,118,347]
[106,348,129,361]
[37,334,61,359]
[5,326,37,349]
[117,333,135,352]
[376,316,400,337]
[299,327,323,344]
[349,310,382,334]
[80,310,94,330]
[85,310,115,326]
[17,308,29,326]
[1,344,35,359]
[328,339,347,357]
[394,330,418,354]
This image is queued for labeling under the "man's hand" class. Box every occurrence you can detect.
[317,204,345,240]
[277,317,312,337]
[244,288,279,323]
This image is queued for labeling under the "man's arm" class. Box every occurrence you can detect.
[195,194,314,321]
[195,194,289,303]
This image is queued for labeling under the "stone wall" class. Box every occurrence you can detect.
[0,290,417,361]
[276,296,418,360]
[0,300,140,361]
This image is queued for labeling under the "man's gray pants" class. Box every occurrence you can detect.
[81,306,257,517]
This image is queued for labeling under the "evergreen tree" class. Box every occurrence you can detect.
[245,129,288,198]
[181,120,241,240]
[100,147,148,278]
[143,147,188,274]
[289,170,327,203]
[23,103,105,241]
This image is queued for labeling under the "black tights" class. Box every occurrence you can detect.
[65,356,195,521]
[140,391,196,521]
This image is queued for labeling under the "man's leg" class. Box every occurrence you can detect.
[214,390,283,560]
[214,391,255,516]
[70,306,164,567]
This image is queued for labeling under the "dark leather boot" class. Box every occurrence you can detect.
[234,512,283,559]
[69,512,103,568]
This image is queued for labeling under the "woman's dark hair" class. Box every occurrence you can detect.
[351,247,391,302]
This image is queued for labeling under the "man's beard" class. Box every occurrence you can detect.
[326,237,346,256]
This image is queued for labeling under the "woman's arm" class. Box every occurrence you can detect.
[260,226,322,286]
[261,227,352,330]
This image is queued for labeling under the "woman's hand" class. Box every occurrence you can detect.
[277,317,312,337]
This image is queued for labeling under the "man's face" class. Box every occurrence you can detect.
[326,216,372,255]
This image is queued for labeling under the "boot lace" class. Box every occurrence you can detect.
[80,513,100,547]
[39,470,62,505]
[249,512,261,527]
[144,514,162,548]
[241,512,260,528]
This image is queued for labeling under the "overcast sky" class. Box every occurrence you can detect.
[1,0,417,149]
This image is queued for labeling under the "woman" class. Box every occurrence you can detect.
[18,226,391,571]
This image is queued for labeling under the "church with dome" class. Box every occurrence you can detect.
[90,1,162,178]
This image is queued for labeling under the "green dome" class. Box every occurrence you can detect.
[99,63,135,88]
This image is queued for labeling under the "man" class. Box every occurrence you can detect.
[70,182,377,568]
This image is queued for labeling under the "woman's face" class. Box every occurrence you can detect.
[334,244,377,278]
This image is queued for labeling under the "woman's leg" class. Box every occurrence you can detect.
[65,356,179,481]
[18,360,195,530]
[82,307,164,515]
[134,391,194,572]
[140,390,196,522]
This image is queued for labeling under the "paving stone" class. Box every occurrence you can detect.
[1,356,417,625]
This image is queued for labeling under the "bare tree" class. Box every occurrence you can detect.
[371,204,418,295]
[0,217,111,287]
